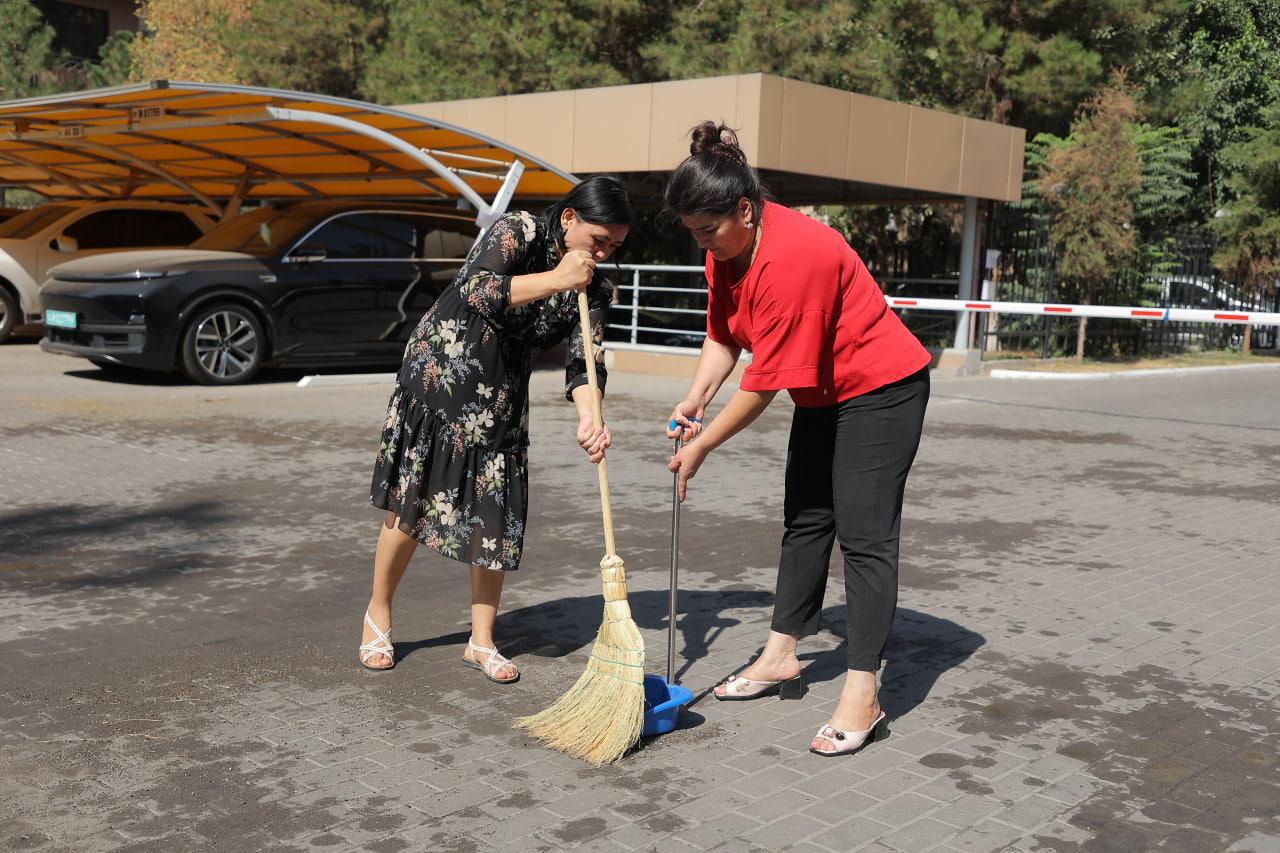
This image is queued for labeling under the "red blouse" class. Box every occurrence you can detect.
[706,202,931,407]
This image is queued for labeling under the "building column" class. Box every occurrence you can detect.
[953,195,979,349]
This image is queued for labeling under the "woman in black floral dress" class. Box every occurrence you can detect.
[358,176,632,682]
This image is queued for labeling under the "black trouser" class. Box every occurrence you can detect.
[771,368,929,671]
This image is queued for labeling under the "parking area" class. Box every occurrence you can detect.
[1,340,1279,852]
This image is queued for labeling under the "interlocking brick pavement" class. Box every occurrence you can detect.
[2,340,1279,852]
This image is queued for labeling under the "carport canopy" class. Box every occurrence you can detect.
[0,81,579,227]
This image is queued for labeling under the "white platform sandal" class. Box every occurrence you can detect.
[810,711,889,757]
[358,612,395,671]
[464,639,519,684]
[714,673,804,701]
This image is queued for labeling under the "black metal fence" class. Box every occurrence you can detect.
[601,207,1279,358]
[980,208,1278,357]
[881,277,962,350]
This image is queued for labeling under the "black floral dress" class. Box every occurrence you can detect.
[370,210,612,571]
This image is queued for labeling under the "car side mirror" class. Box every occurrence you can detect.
[54,234,79,253]
[289,242,327,264]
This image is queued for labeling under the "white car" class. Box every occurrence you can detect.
[0,200,217,342]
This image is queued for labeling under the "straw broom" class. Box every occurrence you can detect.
[514,289,646,765]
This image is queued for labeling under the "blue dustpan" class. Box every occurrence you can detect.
[641,433,695,738]
[642,675,693,736]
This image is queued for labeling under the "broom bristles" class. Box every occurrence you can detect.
[516,555,646,765]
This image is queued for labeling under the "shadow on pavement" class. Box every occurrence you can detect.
[805,606,985,722]
[392,588,771,667]
[1,334,43,344]
[0,500,234,563]
[394,589,983,727]
[61,366,313,387]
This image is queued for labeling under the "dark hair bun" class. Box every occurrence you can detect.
[689,121,747,166]
[665,119,769,220]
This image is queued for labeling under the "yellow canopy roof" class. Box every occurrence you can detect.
[0,81,578,224]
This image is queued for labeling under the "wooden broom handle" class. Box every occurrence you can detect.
[577,289,616,557]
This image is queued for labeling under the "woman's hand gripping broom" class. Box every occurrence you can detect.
[514,290,645,765]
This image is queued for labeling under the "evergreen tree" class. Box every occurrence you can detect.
[0,0,61,99]
[361,0,670,104]
[1136,0,1280,215]
[85,31,138,88]
[1213,106,1280,354]
[646,0,1178,134]
[1038,74,1143,357]
[222,0,389,99]
[642,0,897,101]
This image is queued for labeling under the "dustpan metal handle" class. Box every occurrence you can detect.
[669,435,682,684]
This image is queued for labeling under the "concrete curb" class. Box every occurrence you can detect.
[989,362,1280,381]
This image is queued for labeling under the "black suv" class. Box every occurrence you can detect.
[40,201,478,384]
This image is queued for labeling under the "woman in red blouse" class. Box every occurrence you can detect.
[665,123,931,757]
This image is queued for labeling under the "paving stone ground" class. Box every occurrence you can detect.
[1,338,1278,853]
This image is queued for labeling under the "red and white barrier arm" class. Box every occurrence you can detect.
[883,296,1280,327]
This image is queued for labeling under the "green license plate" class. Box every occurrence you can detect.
[44,309,78,329]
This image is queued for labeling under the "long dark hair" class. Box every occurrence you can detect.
[542,174,633,250]
[664,122,769,222]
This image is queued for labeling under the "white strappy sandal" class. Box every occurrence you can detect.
[358,612,395,671]
[464,638,519,684]
[810,711,889,757]
[714,673,804,701]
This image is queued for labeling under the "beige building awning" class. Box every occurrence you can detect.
[399,73,1025,205]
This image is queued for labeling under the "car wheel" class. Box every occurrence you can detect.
[0,287,17,343]
[180,303,265,385]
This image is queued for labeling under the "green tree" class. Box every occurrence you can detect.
[222,0,389,99]
[0,3,140,95]
[1038,75,1143,358]
[643,0,897,100]
[1136,0,1280,214]
[1213,106,1280,354]
[362,0,670,104]
[131,0,249,82]
[85,30,138,88]
[1018,118,1193,306]
[132,0,389,96]
[882,0,1184,132]
[1127,123,1197,297]
[647,0,1178,134]
[1132,125,1197,233]
[0,0,61,99]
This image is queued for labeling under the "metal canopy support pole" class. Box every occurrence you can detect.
[474,159,525,231]
[265,106,501,226]
[954,195,979,349]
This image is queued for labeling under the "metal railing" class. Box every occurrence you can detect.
[606,265,964,352]
[607,264,709,351]
[605,262,1280,358]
